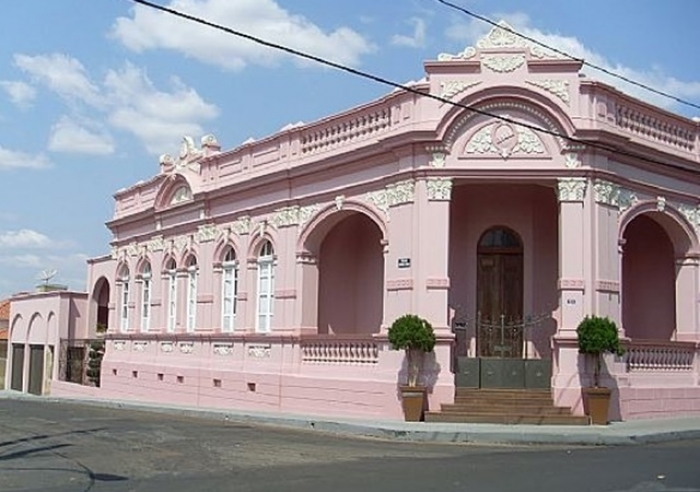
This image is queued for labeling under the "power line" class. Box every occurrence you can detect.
[434,0,700,112]
[127,0,697,176]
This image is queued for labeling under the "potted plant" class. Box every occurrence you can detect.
[388,314,436,421]
[576,315,625,425]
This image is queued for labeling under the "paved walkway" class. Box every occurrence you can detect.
[2,390,700,446]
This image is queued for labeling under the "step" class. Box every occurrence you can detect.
[441,404,573,416]
[425,411,590,425]
[455,388,552,398]
[454,396,554,406]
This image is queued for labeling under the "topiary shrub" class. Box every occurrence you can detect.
[388,314,436,386]
[86,340,105,387]
[576,315,625,387]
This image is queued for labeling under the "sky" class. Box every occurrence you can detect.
[0,0,699,298]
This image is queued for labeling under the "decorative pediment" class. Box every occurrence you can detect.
[463,121,546,159]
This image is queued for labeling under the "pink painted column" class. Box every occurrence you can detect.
[592,179,622,328]
[675,256,699,341]
[415,177,452,334]
[556,177,589,335]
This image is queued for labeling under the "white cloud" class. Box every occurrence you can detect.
[14,53,102,107]
[14,52,219,156]
[0,146,51,170]
[391,18,427,49]
[104,64,219,154]
[48,116,115,155]
[0,80,36,108]
[445,13,700,110]
[0,254,43,268]
[111,0,375,70]
[0,229,53,249]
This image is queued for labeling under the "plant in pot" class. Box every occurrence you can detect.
[576,315,625,425]
[387,314,436,422]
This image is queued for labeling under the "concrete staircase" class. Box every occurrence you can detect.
[425,388,590,425]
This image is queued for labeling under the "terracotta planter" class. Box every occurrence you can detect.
[399,385,427,422]
[582,387,612,425]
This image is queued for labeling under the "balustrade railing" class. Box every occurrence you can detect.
[625,340,697,372]
[615,104,696,153]
[300,106,391,155]
[301,335,380,364]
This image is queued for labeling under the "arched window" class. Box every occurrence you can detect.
[165,258,177,333]
[221,247,238,333]
[186,255,198,333]
[118,265,130,332]
[140,262,152,332]
[256,241,275,333]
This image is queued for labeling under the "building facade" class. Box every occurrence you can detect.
[8,22,700,421]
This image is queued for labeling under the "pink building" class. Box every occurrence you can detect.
[8,22,700,421]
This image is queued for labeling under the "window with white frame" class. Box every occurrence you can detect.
[256,241,275,333]
[221,247,238,333]
[186,255,198,332]
[166,258,177,333]
[119,266,130,332]
[140,262,152,332]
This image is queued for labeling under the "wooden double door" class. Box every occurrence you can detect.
[476,227,524,358]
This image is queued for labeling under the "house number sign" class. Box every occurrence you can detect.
[398,258,411,268]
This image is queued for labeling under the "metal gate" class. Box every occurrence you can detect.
[28,345,45,395]
[453,312,552,389]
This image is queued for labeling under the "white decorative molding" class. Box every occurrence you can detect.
[334,195,345,211]
[593,180,620,207]
[133,341,148,353]
[426,178,453,201]
[564,152,581,169]
[110,246,119,260]
[677,203,700,228]
[366,179,415,215]
[440,80,482,100]
[465,122,544,158]
[160,341,174,353]
[525,79,570,105]
[196,223,218,243]
[271,205,319,228]
[173,235,189,252]
[481,54,526,73]
[477,21,529,49]
[618,189,638,213]
[426,145,447,168]
[179,341,194,354]
[170,186,192,205]
[113,341,126,351]
[557,178,587,202]
[159,135,213,175]
[247,344,271,358]
[147,235,165,252]
[126,242,139,257]
[231,216,252,235]
[387,180,415,205]
[657,196,667,212]
[213,343,233,356]
[437,46,476,61]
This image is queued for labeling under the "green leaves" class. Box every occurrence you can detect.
[577,315,625,357]
[388,314,436,353]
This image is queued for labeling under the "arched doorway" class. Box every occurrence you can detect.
[317,213,384,335]
[93,277,110,334]
[622,214,676,339]
[476,227,524,357]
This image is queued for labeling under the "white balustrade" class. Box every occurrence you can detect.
[301,337,380,364]
[626,341,696,371]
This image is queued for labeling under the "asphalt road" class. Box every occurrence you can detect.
[0,399,699,492]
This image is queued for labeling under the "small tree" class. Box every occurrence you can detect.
[576,316,625,388]
[388,314,436,386]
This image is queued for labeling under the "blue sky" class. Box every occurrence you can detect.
[0,0,699,298]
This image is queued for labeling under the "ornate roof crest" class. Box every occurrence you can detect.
[437,20,561,62]
[159,134,220,175]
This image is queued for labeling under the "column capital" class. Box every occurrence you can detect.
[426,177,453,201]
[557,177,587,202]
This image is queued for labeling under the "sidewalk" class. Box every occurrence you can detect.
[3,389,700,446]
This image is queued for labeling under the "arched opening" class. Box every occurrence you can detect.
[92,277,110,334]
[476,226,524,357]
[256,241,275,333]
[164,258,177,333]
[185,255,198,333]
[317,213,384,335]
[117,265,130,332]
[622,214,676,339]
[140,262,152,332]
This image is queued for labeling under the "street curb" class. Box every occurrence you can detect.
[3,391,700,447]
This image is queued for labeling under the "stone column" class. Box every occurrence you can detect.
[556,177,589,335]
